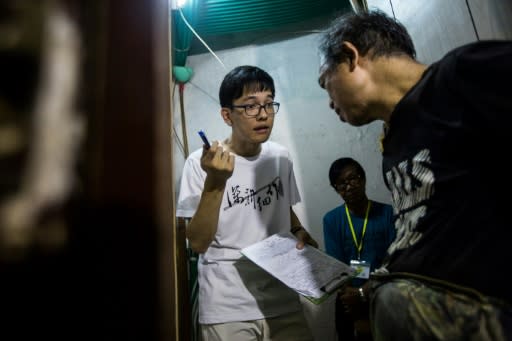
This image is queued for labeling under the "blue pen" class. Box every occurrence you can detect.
[198,130,211,149]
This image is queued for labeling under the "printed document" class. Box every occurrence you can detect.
[241,232,354,303]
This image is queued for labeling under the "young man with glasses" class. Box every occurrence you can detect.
[176,65,316,341]
[323,157,395,341]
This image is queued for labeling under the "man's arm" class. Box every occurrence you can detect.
[338,281,371,323]
[290,207,318,249]
[186,142,234,253]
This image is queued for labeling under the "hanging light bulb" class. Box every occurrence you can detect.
[177,0,188,8]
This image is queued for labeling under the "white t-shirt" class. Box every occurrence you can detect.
[176,141,303,324]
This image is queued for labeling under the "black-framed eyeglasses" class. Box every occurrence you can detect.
[335,175,362,191]
[231,102,280,117]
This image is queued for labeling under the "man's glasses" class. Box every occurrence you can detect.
[231,102,280,117]
[335,175,362,191]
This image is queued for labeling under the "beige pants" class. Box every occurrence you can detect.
[201,310,314,341]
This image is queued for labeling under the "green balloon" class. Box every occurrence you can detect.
[173,66,193,83]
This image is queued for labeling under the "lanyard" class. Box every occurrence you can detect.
[345,201,371,259]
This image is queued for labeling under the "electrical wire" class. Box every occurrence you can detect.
[188,81,219,105]
[173,124,186,156]
[389,0,396,19]
[465,0,480,41]
[178,8,227,70]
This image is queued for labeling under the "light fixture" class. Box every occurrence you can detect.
[170,0,188,9]
[177,0,188,9]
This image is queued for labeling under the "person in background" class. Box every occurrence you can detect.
[317,9,512,341]
[323,157,395,341]
[176,65,317,341]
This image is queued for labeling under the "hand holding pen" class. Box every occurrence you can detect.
[198,131,234,187]
[198,130,211,149]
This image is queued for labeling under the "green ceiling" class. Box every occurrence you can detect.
[172,0,352,65]
[194,0,351,35]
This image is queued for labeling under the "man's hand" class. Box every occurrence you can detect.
[338,284,369,321]
[200,141,234,189]
[293,227,319,249]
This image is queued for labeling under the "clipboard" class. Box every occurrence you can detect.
[241,232,355,304]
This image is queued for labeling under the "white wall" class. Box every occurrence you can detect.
[367,0,512,64]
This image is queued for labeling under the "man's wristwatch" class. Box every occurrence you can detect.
[358,287,367,303]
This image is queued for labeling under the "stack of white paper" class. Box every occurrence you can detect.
[241,232,355,304]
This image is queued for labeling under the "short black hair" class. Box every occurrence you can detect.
[328,157,366,189]
[319,10,416,71]
[219,65,275,108]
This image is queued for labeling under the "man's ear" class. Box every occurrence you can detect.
[221,107,232,126]
[341,41,359,72]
